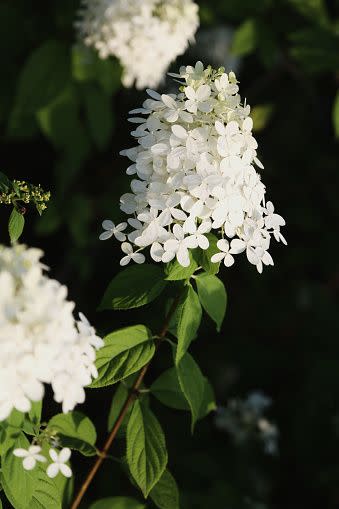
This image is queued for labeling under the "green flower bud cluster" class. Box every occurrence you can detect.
[0,175,50,215]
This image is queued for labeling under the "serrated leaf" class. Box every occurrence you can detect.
[48,411,97,456]
[164,253,198,281]
[89,497,145,509]
[151,368,189,411]
[176,353,205,432]
[91,325,155,388]
[127,400,168,498]
[231,19,258,56]
[175,286,202,365]
[100,264,167,310]
[196,274,227,332]
[150,469,180,509]
[8,208,25,243]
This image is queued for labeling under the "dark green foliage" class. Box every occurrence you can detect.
[2,0,339,508]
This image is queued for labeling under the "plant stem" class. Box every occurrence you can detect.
[70,293,182,509]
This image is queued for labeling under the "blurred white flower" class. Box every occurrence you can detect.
[47,448,72,478]
[106,61,286,271]
[0,245,103,420]
[13,445,46,470]
[215,391,279,455]
[76,0,199,89]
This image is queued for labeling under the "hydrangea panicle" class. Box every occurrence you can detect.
[0,245,103,421]
[76,0,199,89]
[100,61,286,272]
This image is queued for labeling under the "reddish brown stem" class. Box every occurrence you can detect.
[71,294,181,509]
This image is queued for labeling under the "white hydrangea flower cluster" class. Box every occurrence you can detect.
[0,245,103,421]
[101,61,286,272]
[76,0,199,89]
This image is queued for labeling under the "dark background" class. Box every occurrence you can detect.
[1,0,339,508]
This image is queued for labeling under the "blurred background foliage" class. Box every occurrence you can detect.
[1,0,339,508]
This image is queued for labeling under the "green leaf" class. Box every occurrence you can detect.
[72,44,122,94]
[48,411,97,456]
[89,497,145,509]
[2,433,62,509]
[0,171,11,192]
[199,379,217,420]
[14,40,69,114]
[149,469,180,509]
[127,400,168,498]
[151,368,189,411]
[107,383,131,434]
[333,91,339,139]
[91,325,155,388]
[175,285,202,365]
[194,233,220,275]
[100,264,167,310]
[8,208,25,243]
[176,353,205,432]
[82,83,113,151]
[22,400,42,435]
[72,44,97,82]
[164,253,198,281]
[289,28,339,73]
[287,0,329,25]
[251,104,274,132]
[95,58,122,95]
[196,274,227,332]
[231,19,258,56]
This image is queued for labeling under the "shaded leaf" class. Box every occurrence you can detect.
[14,40,69,114]
[48,411,97,456]
[175,285,202,365]
[231,19,258,56]
[89,497,145,509]
[150,469,180,509]
[127,400,168,498]
[196,274,227,332]
[165,253,198,281]
[176,353,205,432]
[8,208,25,243]
[100,264,167,310]
[151,367,189,411]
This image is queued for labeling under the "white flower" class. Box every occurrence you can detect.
[184,85,212,114]
[0,245,103,421]
[163,224,198,267]
[99,220,127,241]
[76,0,199,89]
[184,219,211,249]
[13,445,46,471]
[47,448,72,478]
[104,61,285,272]
[211,239,234,267]
[120,242,145,266]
